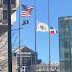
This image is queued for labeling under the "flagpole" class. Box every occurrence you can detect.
[48,0,51,72]
[19,0,21,72]
[34,0,37,72]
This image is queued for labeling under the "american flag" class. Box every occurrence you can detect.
[21,5,33,17]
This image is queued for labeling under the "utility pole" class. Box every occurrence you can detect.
[7,0,12,72]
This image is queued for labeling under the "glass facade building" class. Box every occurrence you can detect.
[59,16,72,72]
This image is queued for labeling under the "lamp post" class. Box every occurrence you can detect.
[7,0,12,72]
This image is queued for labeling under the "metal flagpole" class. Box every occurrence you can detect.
[19,0,21,72]
[34,0,37,72]
[7,0,12,72]
[48,0,51,72]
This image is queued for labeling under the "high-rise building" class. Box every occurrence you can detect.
[59,16,72,72]
[0,0,19,72]
[13,45,42,72]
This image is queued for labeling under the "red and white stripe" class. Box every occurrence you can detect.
[21,11,31,17]
[27,6,33,12]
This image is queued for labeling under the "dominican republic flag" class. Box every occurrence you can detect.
[50,27,57,34]
[21,5,33,17]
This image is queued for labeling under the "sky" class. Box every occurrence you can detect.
[12,0,72,64]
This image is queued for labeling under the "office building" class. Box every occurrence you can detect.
[59,16,72,72]
[13,45,42,72]
[0,0,19,72]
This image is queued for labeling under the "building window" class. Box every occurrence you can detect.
[3,0,7,4]
[41,67,43,70]
[0,10,2,20]
[37,67,39,70]
[22,67,24,69]
[45,67,47,70]
[17,57,20,66]
[3,0,16,4]
[11,0,16,4]
[3,10,7,19]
